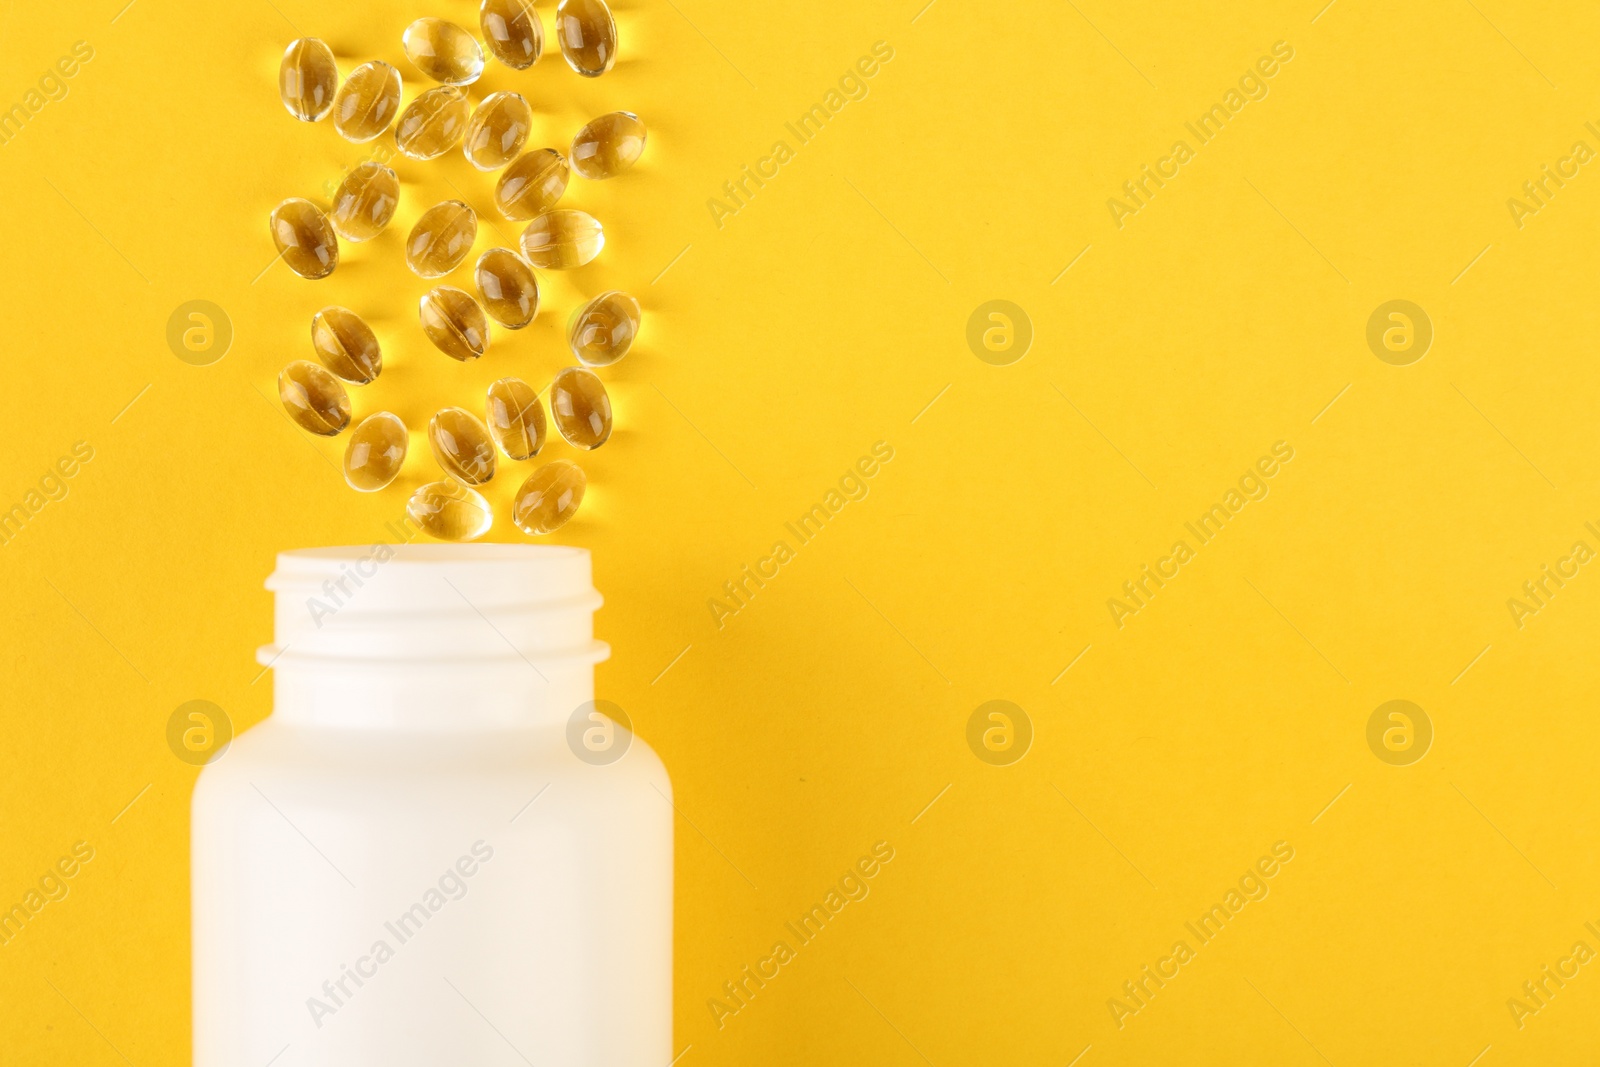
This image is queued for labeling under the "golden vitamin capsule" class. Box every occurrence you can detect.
[555,0,617,77]
[475,248,539,329]
[403,17,485,85]
[481,0,543,70]
[513,461,586,535]
[269,198,339,280]
[495,149,570,221]
[549,366,612,449]
[407,200,478,278]
[279,38,338,121]
[568,290,640,367]
[329,161,399,242]
[570,112,646,180]
[419,286,490,361]
[394,86,470,160]
[331,60,402,143]
[278,360,351,435]
[486,377,547,460]
[310,306,383,383]
[430,407,498,485]
[463,91,532,171]
[344,412,408,492]
[520,209,604,270]
[407,480,493,541]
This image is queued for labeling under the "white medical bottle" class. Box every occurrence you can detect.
[191,544,672,1066]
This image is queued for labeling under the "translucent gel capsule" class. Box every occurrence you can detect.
[279,38,338,121]
[475,248,539,329]
[555,0,617,77]
[403,17,485,85]
[420,286,490,361]
[571,112,646,180]
[429,407,497,485]
[407,480,492,541]
[520,209,604,270]
[269,198,339,280]
[407,200,478,278]
[481,0,543,70]
[513,460,586,535]
[394,86,470,160]
[344,412,408,492]
[331,60,402,143]
[568,290,640,366]
[329,161,399,242]
[311,306,383,383]
[486,377,546,460]
[278,360,351,435]
[495,149,570,221]
[549,366,612,449]
[463,91,532,171]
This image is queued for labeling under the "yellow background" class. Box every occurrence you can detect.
[2,0,1598,1063]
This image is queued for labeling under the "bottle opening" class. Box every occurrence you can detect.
[259,543,608,670]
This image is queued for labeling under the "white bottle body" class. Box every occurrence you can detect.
[191,546,672,1067]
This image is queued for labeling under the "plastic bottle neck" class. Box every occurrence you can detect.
[259,544,609,732]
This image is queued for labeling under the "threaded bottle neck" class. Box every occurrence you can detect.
[259,544,609,730]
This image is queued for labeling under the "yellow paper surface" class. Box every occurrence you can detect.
[1,1,1596,1063]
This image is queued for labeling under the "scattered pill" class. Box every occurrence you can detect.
[311,306,383,383]
[481,0,543,70]
[495,149,570,221]
[513,460,586,534]
[570,112,646,180]
[555,0,617,77]
[520,209,604,269]
[403,17,485,85]
[549,366,612,449]
[463,91,532,171]
[407,200,478,278]
[344,412,408,491]
[407,480,493,541]
[331,60,402,143]
[329,161,399,242]
[395,86,470,160]
[568,290,640,367]
[270,198,339,280]
[430,407,498,484]
[420,286,490,361]
[270,25,647,508]
[278,360,351,435]
[486,377,547,460]
[279,38,338,121]
[475,248,539,329]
